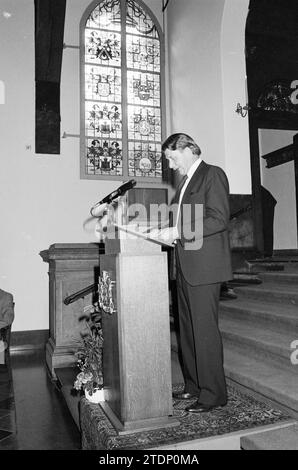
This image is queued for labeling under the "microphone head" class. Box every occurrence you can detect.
[119,179,137,193]
[126,179,137,188]
[90,180,137,217]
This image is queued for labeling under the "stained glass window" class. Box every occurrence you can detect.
[81,0,163,180]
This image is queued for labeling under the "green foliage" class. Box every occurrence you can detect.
[73,305,103,394]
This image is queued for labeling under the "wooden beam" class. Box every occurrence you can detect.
[262,144,294,168]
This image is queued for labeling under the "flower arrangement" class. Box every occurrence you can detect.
[73,304,103,395]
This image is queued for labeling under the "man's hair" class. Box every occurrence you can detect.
[162,133,201,156]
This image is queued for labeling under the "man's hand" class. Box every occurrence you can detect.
[95,214,109,240]
[149,227,179,244]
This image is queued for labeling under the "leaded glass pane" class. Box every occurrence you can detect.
[128,105,161,141]
[86,0,121,31]
[86,138,123,176]
[126,35,160,73]
[85,29,121,67]
[83,0,163,180]
[85,65,121,102]
[85,102,122,139]
[126,0,158,38]
[128,142,162,178]
[127,71,160,107]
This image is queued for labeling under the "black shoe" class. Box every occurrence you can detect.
[220,288,237,300]
[185,400,226,413]
[172,391,198,400]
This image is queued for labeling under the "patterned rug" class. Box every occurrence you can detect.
[81,384,290,450]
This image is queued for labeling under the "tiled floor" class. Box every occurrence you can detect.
[0,350,81,450]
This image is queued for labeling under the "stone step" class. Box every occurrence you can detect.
[231,273,262,284]
[173,313,296,368]
[219,317,296,370]
[249,258,298,263]
[246,258,298,273]
[260,271,298,285]
[172,309,297,370]
[245,260,285,272]
[219,299,298,330]
[223,345,298,414]
[241,423,298,450]
[170,331,298,415]
[234,283,298,305]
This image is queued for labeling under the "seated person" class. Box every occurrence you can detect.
[0,288,15,347]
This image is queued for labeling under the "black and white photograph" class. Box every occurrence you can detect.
[0,0,298,455]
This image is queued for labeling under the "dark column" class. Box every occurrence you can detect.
[35,0,66,154]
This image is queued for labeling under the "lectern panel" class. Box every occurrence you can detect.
[100,241,178,433]
[118,253,172,421]
[100,256,122,420]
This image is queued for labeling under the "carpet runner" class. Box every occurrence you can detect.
[80,384,290,450]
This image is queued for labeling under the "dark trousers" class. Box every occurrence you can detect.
[176,270,227,406]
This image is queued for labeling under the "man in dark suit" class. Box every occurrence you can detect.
[155,133,232,413]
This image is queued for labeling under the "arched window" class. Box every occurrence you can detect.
[80,0,165,182]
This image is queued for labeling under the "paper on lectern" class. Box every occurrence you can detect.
[114,223,175,247]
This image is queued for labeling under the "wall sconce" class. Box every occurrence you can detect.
[62,131,80,139]
[236,103,250,118]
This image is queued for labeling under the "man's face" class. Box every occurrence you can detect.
[165,147,193,175]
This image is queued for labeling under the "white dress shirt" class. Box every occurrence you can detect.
[177,158,202,214]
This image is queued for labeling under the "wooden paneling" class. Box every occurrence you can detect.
[100,238,179,433]
[40,244,102,377]
[127,188,168,224]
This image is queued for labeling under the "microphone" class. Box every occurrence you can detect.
[90,179,137,216]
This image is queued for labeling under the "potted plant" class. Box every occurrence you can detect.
[73,304,104,403]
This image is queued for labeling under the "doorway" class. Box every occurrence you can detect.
[259,129,298,251]
[245,1,298,255]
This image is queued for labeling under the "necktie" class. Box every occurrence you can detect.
[170,175,188,227]
[172,175,188,205]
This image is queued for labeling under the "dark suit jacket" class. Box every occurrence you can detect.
[0,289,14,329]
[175,160,232,286]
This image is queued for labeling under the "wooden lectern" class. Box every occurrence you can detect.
[99,223,179,434]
